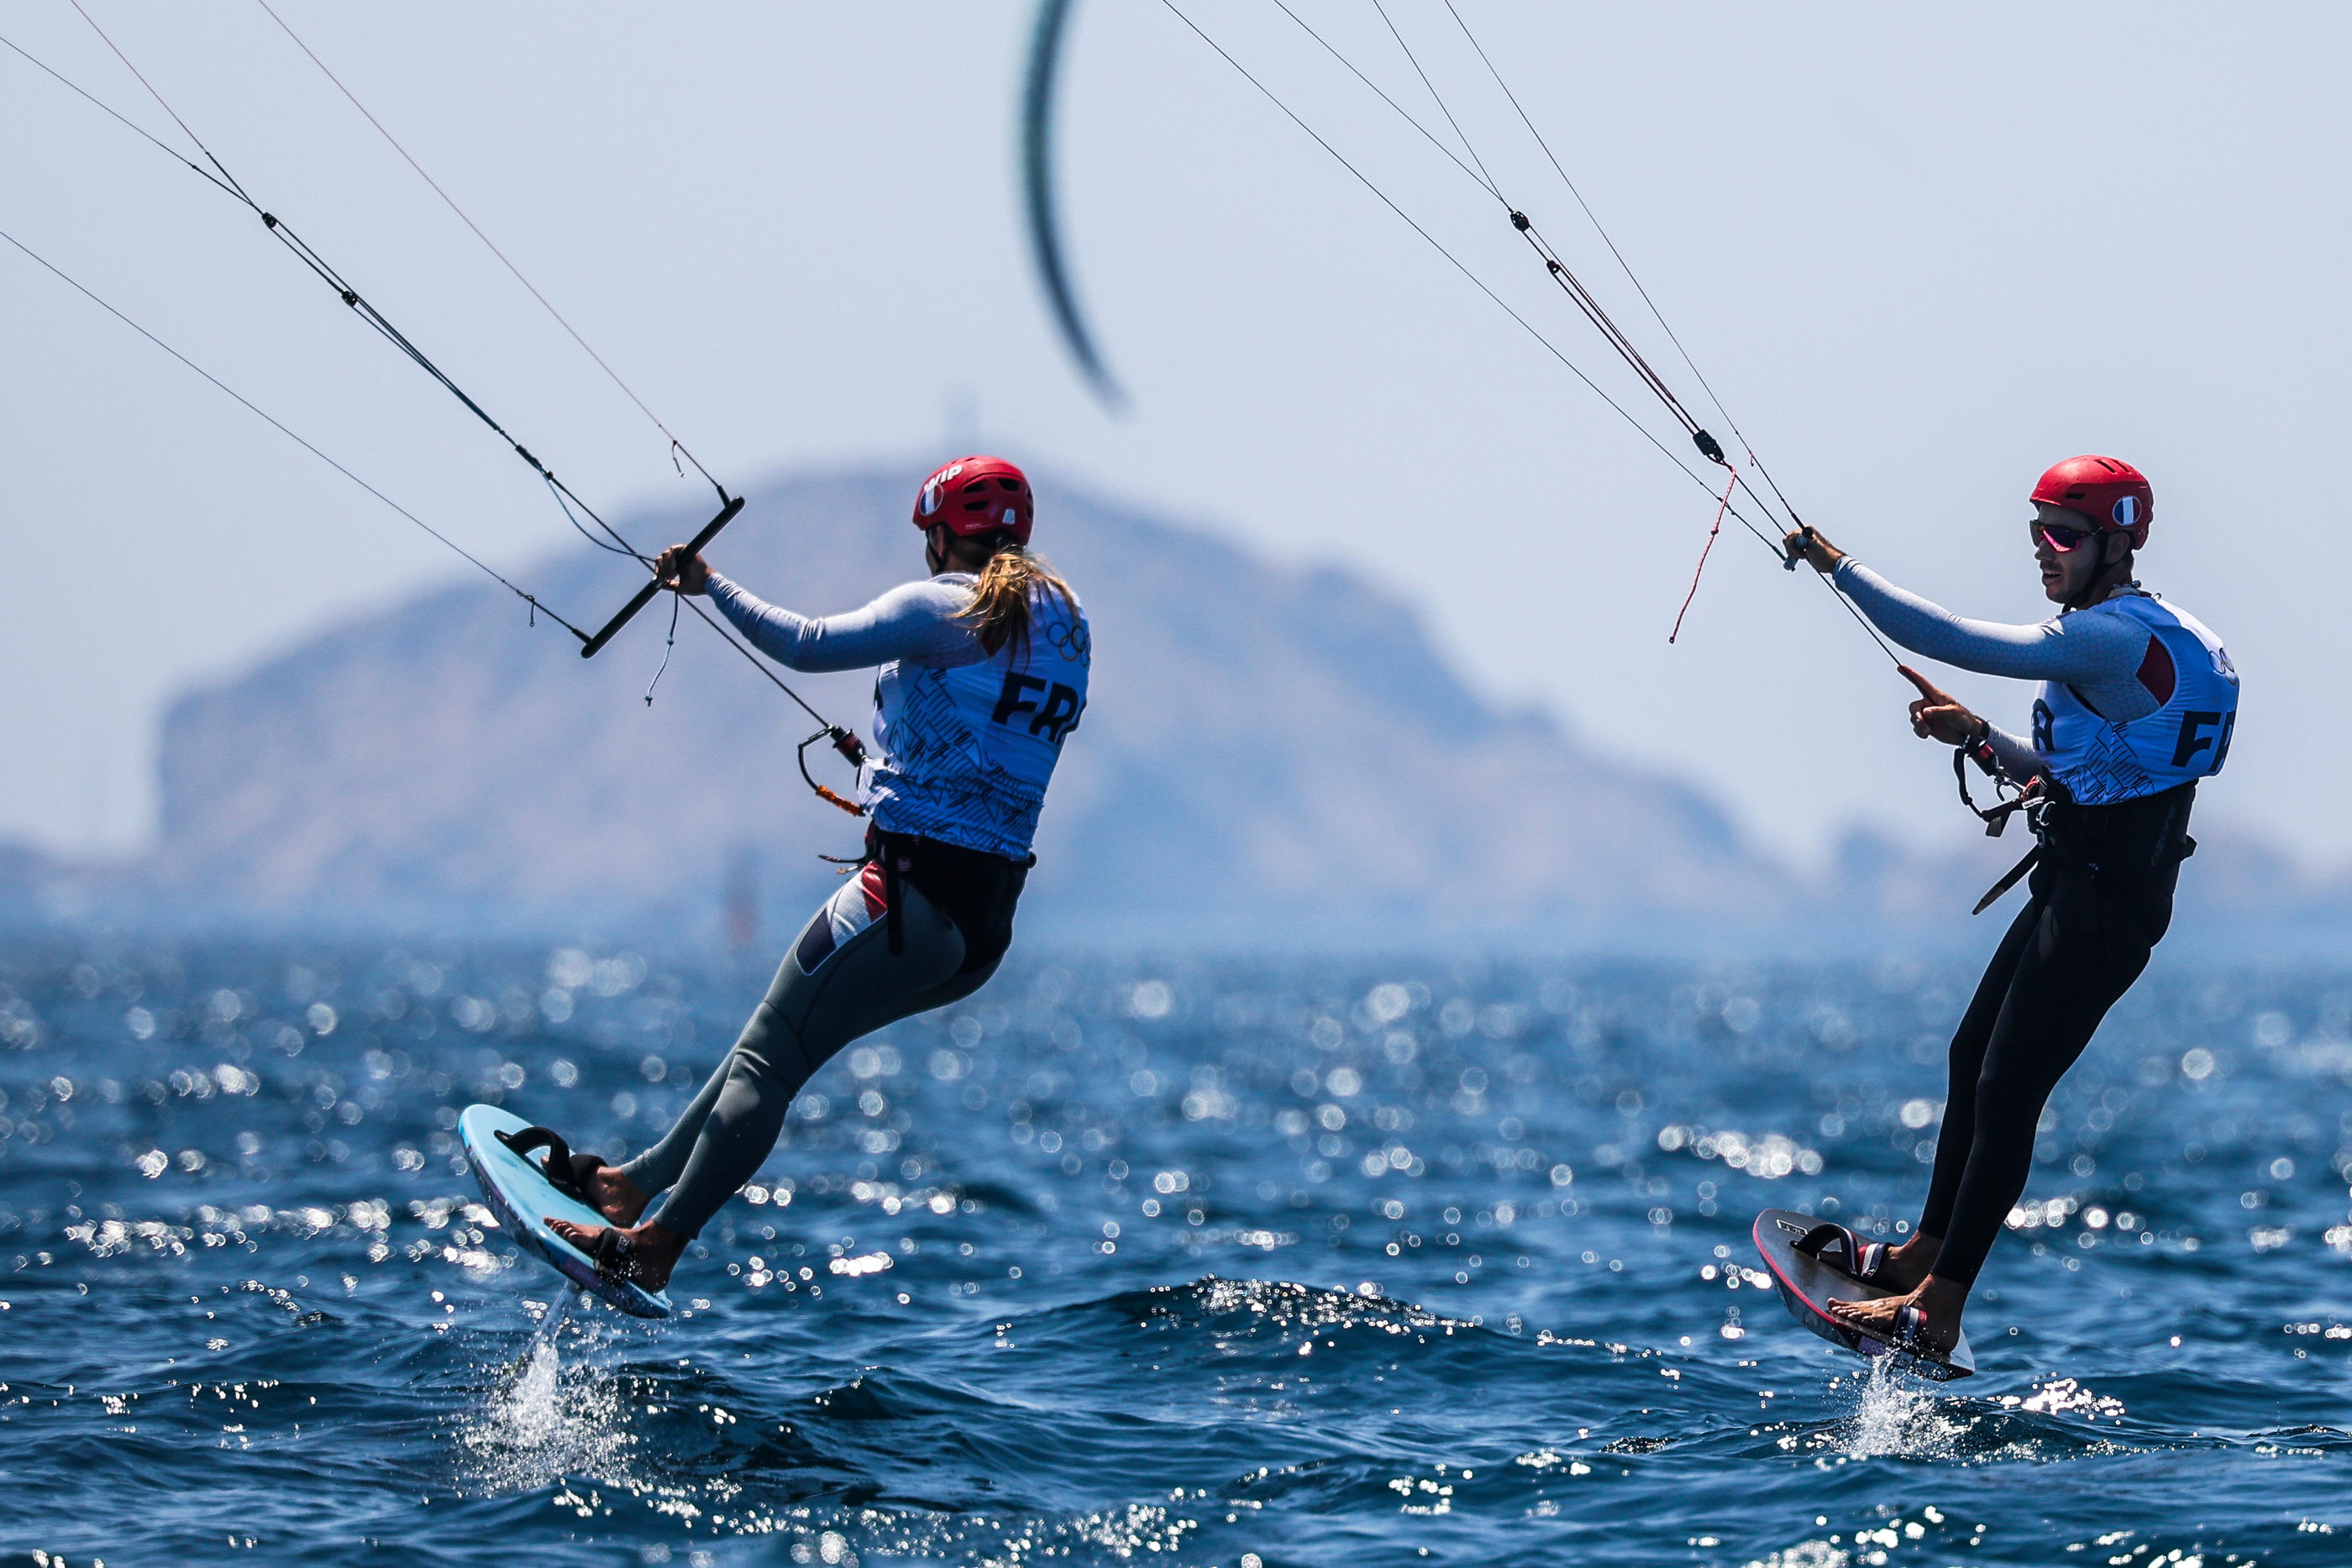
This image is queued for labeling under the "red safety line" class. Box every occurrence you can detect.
[1669,464,1740,644]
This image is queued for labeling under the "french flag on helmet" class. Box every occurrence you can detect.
[912,455,1035,546]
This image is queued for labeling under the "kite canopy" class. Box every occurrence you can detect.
[1022,0,1125,411]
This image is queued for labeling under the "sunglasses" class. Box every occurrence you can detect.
[2034,521,2100,553]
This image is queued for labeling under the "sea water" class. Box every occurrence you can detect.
[1,938,2348,1565]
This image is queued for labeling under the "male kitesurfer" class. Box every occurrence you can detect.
[1781,455,2235,1357]
[533,456,1090,1292]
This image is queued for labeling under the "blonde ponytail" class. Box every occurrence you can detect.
[957,544,1076,657]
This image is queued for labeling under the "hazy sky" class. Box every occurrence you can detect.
[3,3,2345,867]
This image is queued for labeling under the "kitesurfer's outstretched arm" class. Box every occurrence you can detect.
[687,571,986,674]
[1829,559,2147,682]
[1785,528,2150,683]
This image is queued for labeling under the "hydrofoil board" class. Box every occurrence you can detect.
[460,1104,670,1319]
[1752,1209,1971,1380]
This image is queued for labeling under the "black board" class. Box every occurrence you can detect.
[1751,1208,1974,1380]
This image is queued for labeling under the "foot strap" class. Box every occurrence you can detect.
[495,1125,606,1206]
[1892,1302,1928,1347]
[1793,1222,1890,1282]
[589,1225,648,1285]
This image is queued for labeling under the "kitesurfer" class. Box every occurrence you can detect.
[1780,455,2235,1357]
[545,455,1090,1291]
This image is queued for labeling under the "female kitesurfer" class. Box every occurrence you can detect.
[1781,455,2235,1357]
[536,455,1090,1291]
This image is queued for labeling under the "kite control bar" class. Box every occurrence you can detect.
[580,492,744,658]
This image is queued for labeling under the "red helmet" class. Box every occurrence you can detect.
[912,455,1034,545]
[2030,454,2151,548]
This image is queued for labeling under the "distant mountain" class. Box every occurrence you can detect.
[129,464,1793,943]
[11,461,2341,952]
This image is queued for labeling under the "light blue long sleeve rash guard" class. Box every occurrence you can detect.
[706,571,983,672]
[1831,559,2156,781]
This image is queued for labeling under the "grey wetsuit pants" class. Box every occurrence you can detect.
[619,872,997,1239]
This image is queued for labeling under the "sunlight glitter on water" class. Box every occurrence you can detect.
[8,944,2352,1564]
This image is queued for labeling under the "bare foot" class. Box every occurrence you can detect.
[546,1217,688,1293]
[584,1165,652,1228]
[1827,1275,1966,1357]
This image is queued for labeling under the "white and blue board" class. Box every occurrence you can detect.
[460,1104,671,1319]
[1752,1209,1972,1380]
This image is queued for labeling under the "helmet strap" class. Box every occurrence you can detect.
[2065,534,2134,611]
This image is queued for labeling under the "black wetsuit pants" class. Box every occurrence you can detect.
[1917,783,2196,1286]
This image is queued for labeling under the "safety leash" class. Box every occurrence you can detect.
[799,728,871,820]
[1951,742,2049,914]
